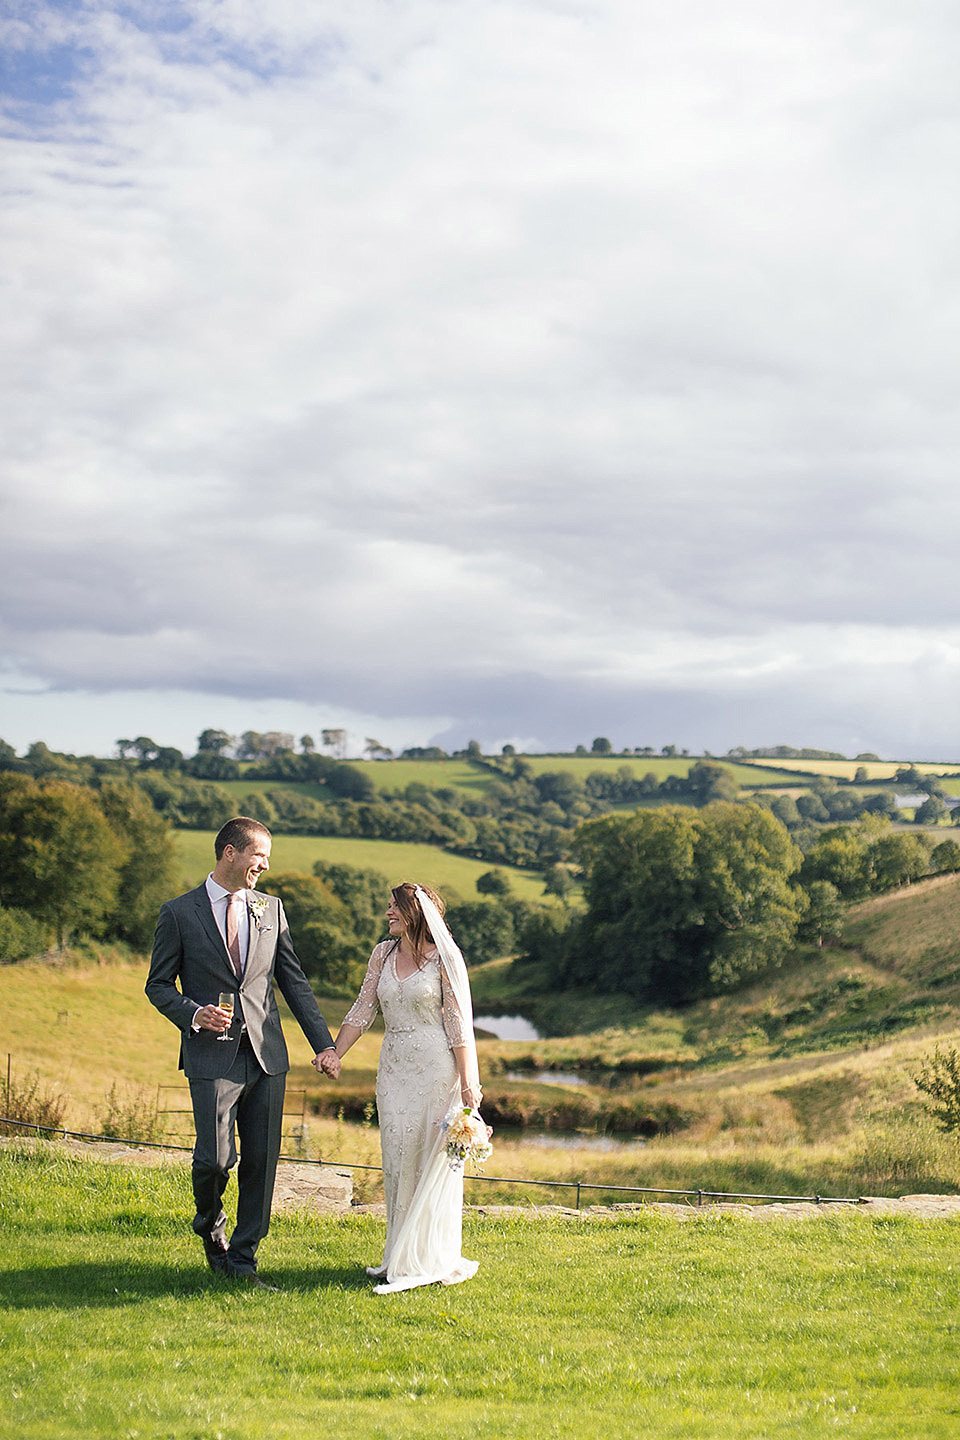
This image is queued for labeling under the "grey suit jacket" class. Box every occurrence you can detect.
[146,885,334,1080]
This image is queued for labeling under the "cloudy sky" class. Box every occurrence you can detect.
[3,0,960,761]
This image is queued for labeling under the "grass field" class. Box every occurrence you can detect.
[171,830,550,903]
[347,754,797,789]
[3,1145,960,1440]
[736,758,960,781]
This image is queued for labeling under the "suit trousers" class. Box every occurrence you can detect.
[188,1037,286,1272]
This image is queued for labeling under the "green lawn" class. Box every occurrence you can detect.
[2,1146,959,1439]
[172,830,550,903]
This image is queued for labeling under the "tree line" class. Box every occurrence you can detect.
[0,773,179,957]
[514,805,960,1006]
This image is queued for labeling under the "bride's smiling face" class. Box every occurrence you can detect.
[386,898,404,936]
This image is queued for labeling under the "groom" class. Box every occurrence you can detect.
[146,816,341,1285]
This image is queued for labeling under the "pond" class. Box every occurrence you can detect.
[474,1014,541,1041]
[498,1128,647,1152]
[506,1069,590,1088]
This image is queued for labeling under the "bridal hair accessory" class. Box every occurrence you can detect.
[413,884,481,1097]
[440,1106,493,1172]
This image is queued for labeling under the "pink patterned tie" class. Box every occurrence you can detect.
[225,893,243,979]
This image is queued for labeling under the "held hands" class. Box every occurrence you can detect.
[313,1049,341,1079]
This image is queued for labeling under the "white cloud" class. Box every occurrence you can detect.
[3,0,960,757]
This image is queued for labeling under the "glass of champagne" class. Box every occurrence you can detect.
[216,991,235,1040]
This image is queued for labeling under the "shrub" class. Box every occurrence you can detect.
[98,1083,165,1144]
[0,1069,68,1135]
[912,1045,960,1136]
[0,904,52,962]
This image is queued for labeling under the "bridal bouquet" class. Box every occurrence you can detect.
[441,1107,493,1172]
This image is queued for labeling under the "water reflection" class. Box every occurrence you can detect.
[474,1014,540,1041]
[506,1069,589,1088]
[501,1129,646,1152]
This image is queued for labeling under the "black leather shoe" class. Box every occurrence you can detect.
[203,1238,230,1273]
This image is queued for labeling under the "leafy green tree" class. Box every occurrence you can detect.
[915,795,946,826]
[692,804,804,991]
[770,794,801,828]
[931,839,960,874]
[796,792,830,823]
[322,728,348,758]
[187,751,241,781]
[534,771,586,812]
[565,807,701,999]
[259,871,360,988]
[685,760,739,806]
[591,737,613,755]
[869,833,930,891]
[800,827,871,900]
[151,746,184,772]
[0,904,53,961]
[476,868,510,897]
[796,880,844,947]
[312,861,387,951]
[445,901,515,966]
[0,776,122,947]
[912,1046,960,1137]
[560,803,803,1002]
[196,729,233,755]
[541,863,575,903]
[861,792,898,820]
[97,783,180,948]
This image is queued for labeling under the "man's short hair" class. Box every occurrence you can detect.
[214,816,272,860]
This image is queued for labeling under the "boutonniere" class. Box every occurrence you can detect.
[248,894,269,928]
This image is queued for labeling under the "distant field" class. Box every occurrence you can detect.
[738,758,960,780]
[355,754,792,788]
[347,759,488,793]
[229,755,824,796]
[173,829,548,903]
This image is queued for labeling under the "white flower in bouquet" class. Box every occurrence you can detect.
[440,1106,493,1172]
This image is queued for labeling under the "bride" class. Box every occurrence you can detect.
[326,882,487,1294]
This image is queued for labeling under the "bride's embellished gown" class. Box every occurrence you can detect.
[342,938,479,1293]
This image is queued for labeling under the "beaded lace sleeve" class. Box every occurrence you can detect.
[439,957,470,1049]
[341,942,388,1033]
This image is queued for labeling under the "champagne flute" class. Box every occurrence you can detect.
[215,991,235,1040]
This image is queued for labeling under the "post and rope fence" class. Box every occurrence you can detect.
[0,1114,862,1210]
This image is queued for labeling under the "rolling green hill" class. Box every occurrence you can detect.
[171,829,551,903]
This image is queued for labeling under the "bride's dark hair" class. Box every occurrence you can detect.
[391,881,445,964]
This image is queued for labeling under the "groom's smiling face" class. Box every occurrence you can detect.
[221,837,271,892]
